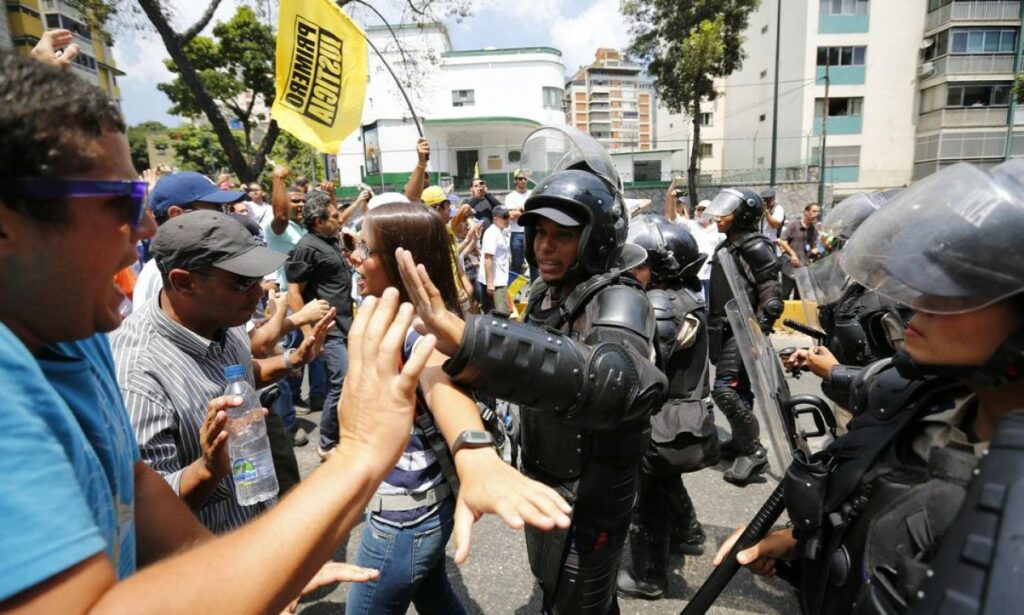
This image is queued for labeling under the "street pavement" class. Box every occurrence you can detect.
[293,333,818,614]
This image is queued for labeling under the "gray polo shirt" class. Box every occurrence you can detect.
[110,298,271,533]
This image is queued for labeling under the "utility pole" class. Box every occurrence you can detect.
[818,62,830,206]
[1003,1,1024,160]
[769,0,782,186]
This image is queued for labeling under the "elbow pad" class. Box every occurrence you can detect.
[822,364,863,408]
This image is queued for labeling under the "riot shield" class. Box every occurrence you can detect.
[793,266,823,330]
[719,249,835,472]
[519,125,621,190]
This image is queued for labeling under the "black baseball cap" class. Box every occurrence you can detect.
[153,210,284,277]
[760,188,777,199]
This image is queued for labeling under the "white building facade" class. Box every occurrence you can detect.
[330,23,566,197]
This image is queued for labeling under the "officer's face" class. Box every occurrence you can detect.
[630,264,652,289]
[715,212,735,233]
[533,218,581,285]
[904,300,1021,369]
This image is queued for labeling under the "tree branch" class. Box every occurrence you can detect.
[180,0,226,44]
[249,120,280,179]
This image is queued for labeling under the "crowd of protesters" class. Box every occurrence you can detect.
[4,27,1024,615]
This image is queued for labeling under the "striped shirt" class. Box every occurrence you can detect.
[110,297,270,533]
[374,330,449,526]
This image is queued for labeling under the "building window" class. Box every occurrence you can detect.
[634,160,662,182]
[946,82,1011,108]
[542,86,564,110]
[452,89,475,107]
[46,14,60,28]
[951,28,1017,55]
[816,46,867,67]
[509,150,522,163]
[821,0,869,16]
[815,97,864,117]
[812,145,861,166]
[700,143,714,158]
[760,70,768,79]
[699,112,713,126]
[759,113,767,122]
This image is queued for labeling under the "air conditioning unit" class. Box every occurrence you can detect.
[918,62,935,78]
[920,38,934,50]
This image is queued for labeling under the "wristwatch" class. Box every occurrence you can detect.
[451,430,496,455]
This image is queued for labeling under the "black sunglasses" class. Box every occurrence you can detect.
[195,270,263,293]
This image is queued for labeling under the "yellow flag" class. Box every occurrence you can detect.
[271,0,367,152]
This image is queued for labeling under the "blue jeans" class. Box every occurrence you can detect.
[285,330,327,402]
[509,232,525,285]
[318,336,348,450]
[345,498,465,615]
[272,378,297,431]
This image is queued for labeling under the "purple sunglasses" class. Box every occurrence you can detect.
[2,178,149,228]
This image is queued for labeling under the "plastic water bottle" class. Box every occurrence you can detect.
[223,364,278,505]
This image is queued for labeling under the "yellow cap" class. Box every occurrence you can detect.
[421,185,449,207]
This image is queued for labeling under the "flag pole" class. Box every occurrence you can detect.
[341,0,423,137]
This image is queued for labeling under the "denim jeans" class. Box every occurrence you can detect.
[509,231,525,284]
[318,336,348,450]
[285,330,327,403]
[345,498,465,615]
[272,378,297,431]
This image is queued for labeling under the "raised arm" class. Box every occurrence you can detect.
[270,165,292,236]
[403,138,430,202]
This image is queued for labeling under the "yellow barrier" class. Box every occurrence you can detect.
[776,300,810,333]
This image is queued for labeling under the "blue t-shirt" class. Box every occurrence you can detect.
[0,325,138,601]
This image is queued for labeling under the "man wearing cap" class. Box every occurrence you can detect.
[479,206,512,316]
[111,211,333,532]
[467,178,501,228]
[133,172,247,307]
[422,185,477,311]
[759,187,786,242]
[284,191,353,459]
[504,170,533,281]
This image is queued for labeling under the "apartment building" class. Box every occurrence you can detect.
[914,0,1024,178]
[1,5,13,49]
[720,0,924,195]
[564,48,656,152]
[4,0,123,104]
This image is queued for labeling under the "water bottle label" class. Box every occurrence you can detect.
[232,458,258,484]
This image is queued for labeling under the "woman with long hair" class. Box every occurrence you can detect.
[344,203,571,615]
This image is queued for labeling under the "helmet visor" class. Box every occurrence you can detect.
[520,126,621,190]
[820,192,884,241]
[841,161,1024,314]
[705,189,744,218]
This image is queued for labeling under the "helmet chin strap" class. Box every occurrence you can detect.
[892,328,1024,388]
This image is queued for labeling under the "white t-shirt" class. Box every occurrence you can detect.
[479,224,510,288]
[133,258,163,308]
[760,203,786,254]
[503,190,531,234]
[247,200,272,240]
[261,217,306,288]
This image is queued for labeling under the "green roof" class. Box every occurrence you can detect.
[442,47,562,58]
[423,116,542,127]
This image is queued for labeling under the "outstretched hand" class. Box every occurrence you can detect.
[395,248,466,356]
[712,526,797,577]
[337,288,435,477]
[282,561,380,613]
[450,449,572,565]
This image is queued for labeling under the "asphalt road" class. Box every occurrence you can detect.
[292,333,818,614]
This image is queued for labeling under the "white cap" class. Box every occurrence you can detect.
[367,192,410,210]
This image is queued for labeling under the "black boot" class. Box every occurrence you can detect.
[617,523,669,600]
[669,484,706,555]
[712,388,768,486]
[724,445,768,485]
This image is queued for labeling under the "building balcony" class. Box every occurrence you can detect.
[931,53,1016,76]
[925,1,1021,33]
[813,115,863,135]
[914,128,1018,162]
[918,106,1010,131]
[816,65,866,85]
[823,166,860,183]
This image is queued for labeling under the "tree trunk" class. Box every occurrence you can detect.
[136,0,277,184]
[687,107,701,216]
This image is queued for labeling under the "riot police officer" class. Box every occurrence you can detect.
[396,127,666,614]
[712,160,1024,614]
[704,188,784,484]
[616,218,718,600]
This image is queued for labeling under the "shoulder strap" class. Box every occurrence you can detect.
[399,346,461,496]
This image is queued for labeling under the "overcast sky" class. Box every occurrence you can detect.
[112,0,630,127]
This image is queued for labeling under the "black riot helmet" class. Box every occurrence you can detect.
[627,218,705,284]
[705,187,764,231]
[842,160,1024,386]
[518,126,644,276]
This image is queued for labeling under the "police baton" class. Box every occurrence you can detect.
[681,483,786,614]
